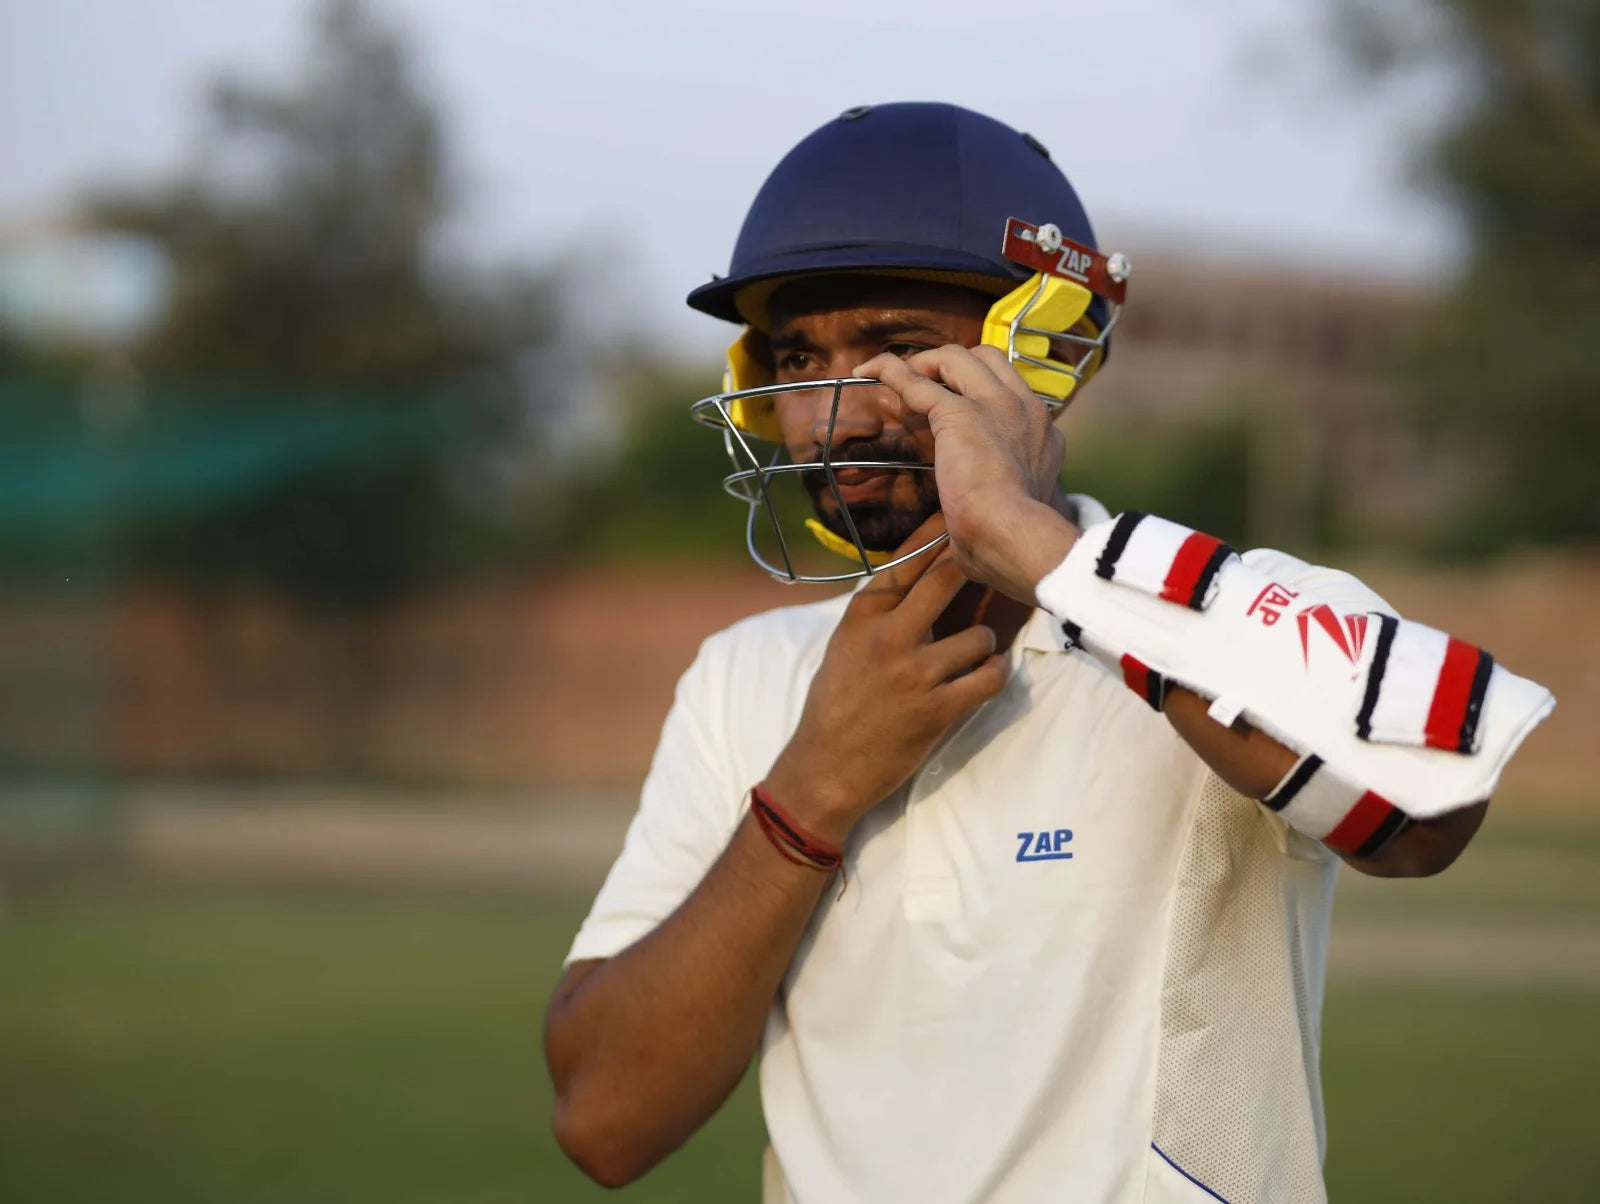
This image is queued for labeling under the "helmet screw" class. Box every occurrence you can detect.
[1033,223,1063,254]
[1106,252,1131,283]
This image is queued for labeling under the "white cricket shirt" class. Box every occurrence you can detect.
[567,515,1390,1204]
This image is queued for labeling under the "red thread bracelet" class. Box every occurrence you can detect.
[753,785,843,858]
[753,808,834,871]
[751,784,844,878]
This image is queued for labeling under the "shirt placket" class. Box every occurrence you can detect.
[901,654,1032,922]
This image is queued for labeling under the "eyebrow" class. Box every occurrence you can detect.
[856,318,948,343]
[767,316,950,354]
[767,329,817,355]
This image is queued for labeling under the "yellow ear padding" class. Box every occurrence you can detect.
[981,273,1099,402]
[804,518,895,567]
[723,329,783,442]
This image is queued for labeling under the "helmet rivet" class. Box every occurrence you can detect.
[1034,223,1063,254]
[837,105,873,121]
[1107,252,1131,283]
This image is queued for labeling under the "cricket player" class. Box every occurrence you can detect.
[545,103,1553,1203]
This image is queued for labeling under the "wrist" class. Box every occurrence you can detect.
[750,784,847,880]
[979,496,1079,599]
[760,761,860,846]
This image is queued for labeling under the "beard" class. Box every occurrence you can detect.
[799,437,941,553]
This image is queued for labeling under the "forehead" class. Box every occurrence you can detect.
[766,275,995,334]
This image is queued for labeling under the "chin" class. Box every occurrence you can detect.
[816,502,940,553]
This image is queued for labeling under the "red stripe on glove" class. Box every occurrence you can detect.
[1160,531,1227,608]
[1425,637,1483,752]
[1323,791,1397,856]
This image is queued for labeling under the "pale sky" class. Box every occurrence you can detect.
[1,0,1459,357]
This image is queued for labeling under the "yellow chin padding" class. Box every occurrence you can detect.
[980,273,1099,402]
[804,518,895,567]
[722,328,783,442]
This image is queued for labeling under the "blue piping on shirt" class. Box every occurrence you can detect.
[1150,1143,1232,1203]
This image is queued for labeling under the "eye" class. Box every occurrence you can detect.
[884,342,930,360]
[776,351,814,375]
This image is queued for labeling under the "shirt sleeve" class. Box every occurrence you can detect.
[564,633,747,966]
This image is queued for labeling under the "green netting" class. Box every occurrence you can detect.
[0,378,444,536]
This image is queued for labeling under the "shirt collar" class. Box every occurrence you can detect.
[1019,603,1070,654]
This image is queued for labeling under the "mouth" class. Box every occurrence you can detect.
[821,465,899,505]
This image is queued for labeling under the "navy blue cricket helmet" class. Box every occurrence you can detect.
[688,102,1111,336]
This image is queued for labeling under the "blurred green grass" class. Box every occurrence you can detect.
[0,892,764,1204]
[1333,804,1600,930]
[2,808,1598,1203]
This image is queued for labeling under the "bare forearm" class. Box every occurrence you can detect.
[1337,799,1488,877]
[1162,686,1297,798]
[545,812,830,1185]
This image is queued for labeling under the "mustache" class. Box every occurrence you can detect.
[797,437,926,500]
[797,436,925,473]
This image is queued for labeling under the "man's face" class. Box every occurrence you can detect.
[764,277,991,552]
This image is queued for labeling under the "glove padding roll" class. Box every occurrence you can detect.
[1262,753,1409,859]
[1040,512,1555,820]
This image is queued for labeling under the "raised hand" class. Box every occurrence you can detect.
[763,513,1011,843]
[855,345,1081,603]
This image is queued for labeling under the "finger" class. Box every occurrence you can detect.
[851,512,950,612]
[854,352,965,418]
[861,347,1041,432]
[892,548,972,632]
[934,652,1011,714]
[900,345,1023,411]
[969,343,1041,404]
[920,624,997,685]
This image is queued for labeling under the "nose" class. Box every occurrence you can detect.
[801,369,904,450]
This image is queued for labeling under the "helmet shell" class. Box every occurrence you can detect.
[686,102,1104,330]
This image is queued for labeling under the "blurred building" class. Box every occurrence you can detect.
[1102,253,1419,413]
[1091,250,1436,546]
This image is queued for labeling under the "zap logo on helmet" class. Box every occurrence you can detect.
[688,102,1130,584]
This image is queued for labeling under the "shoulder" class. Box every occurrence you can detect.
[661,591,849,787]
[694,589,851,666]
[678,590,851,705]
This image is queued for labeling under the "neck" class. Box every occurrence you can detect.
[932,581,1031,650]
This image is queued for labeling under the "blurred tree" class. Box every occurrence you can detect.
[1067,411,1255,548]
[53,0,567,775]
[562,362,747,562]
[1332,0,1600,549]
[84,0,559,602]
